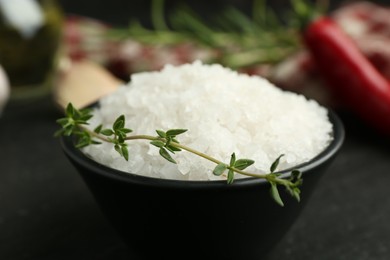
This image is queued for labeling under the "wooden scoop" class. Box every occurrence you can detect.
[54,58,123,110]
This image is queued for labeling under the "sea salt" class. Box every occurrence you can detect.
[83,61,333,181]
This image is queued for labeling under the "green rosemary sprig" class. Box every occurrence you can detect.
[56,103,302,206]
[105,0,329,70]
[106,0,309,69]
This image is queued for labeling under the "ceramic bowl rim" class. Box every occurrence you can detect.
[60,108,345,190]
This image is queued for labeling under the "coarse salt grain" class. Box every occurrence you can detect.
[83,61,333,181]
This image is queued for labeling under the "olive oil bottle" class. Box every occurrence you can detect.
[0,0,63,101]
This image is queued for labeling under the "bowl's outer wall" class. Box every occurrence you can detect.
[68,159,334,260]
[61,109,344,260]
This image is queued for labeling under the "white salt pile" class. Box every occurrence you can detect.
[83,61,333,181]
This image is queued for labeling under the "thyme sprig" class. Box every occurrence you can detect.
[56,103,302,206]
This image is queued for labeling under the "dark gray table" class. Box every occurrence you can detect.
[1,91,390,260]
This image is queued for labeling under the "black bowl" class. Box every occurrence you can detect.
[60,109,344,260]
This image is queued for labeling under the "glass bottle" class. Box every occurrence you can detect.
[0,0,63,101]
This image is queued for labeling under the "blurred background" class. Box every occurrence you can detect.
[57,0,387,26]
[1,0,389,109]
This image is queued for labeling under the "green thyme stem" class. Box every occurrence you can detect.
[82,125,221,163]
[170,142,223,165]
[175,141,265,178]
[125,135,158,142]
[82,126,290,182]
[143,137,296,188]
[145,138,290,185]
[127,135,271,179]
[83,127,111,142]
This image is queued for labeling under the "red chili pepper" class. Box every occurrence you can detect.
[302,16,390,135]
